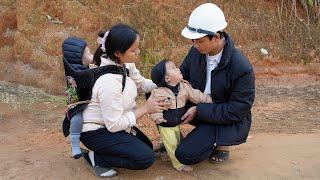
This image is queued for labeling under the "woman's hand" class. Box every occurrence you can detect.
[144,95,170,114]
[134,93,170,120]
[181,106,197,124]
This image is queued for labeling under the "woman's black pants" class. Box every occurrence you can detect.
[81,127,155,170]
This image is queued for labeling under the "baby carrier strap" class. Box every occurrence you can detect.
[92,64,129,93]
[63,57,129,101]
[62,57,129,137]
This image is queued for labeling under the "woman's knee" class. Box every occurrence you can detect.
[132,150,156,170]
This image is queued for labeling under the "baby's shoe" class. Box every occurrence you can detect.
[71,147,83,159]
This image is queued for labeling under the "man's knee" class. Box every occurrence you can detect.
[175,145,196,165]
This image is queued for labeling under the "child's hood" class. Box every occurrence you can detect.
[151,59,168,87]
[62,36,87,70]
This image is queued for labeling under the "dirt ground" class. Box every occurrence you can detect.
[0,71,320,179]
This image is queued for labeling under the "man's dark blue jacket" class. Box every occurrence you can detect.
[180,32,255,146]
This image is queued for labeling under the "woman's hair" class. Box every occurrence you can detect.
[93,24,139,66]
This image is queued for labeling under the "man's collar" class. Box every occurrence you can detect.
[206,49,223,64]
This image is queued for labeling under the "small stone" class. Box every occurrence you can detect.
[291,161,297,165]
[154,176,164,180]
[46,14,52,21]
[260,48,269,55]
[23,148,32,152]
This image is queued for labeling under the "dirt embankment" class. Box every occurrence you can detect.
[1,0,319,94]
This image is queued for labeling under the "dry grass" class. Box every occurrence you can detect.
[0,0,319,94]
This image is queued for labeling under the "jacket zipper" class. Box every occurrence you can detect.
[174,93,178,108]
[211,69,218,146]
[174,86,179,123]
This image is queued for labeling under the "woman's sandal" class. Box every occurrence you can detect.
[210,149,229,163]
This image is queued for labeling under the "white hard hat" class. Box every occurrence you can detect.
[181,3,228,39]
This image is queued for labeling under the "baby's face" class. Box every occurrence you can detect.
[165,61,183,85]
[82,47,93,66]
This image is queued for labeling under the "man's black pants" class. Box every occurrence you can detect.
[175,123,217,165]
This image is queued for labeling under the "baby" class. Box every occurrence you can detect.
[62,36,95,159]
[150,59,212,171]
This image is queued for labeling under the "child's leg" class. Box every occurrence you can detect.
[70,112,84,158]
[158,126,185,170]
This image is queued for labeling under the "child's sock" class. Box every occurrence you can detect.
[70,134,82,159]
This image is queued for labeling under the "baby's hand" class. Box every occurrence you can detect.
[162,97,171,110]
[88,63,98,69]
[155,117,167,124]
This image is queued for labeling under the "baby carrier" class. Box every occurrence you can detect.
[62,57,129,137]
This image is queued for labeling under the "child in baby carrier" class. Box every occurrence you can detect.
[150,59,213,171]
[61,36,96,159]
[62,34,129,160]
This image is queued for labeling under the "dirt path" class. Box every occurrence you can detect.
[1,127,319,180]
[0,75,319,179]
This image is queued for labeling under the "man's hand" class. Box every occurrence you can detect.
[181,106,197,124]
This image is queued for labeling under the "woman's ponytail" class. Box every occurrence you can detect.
[93,31,107,66]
